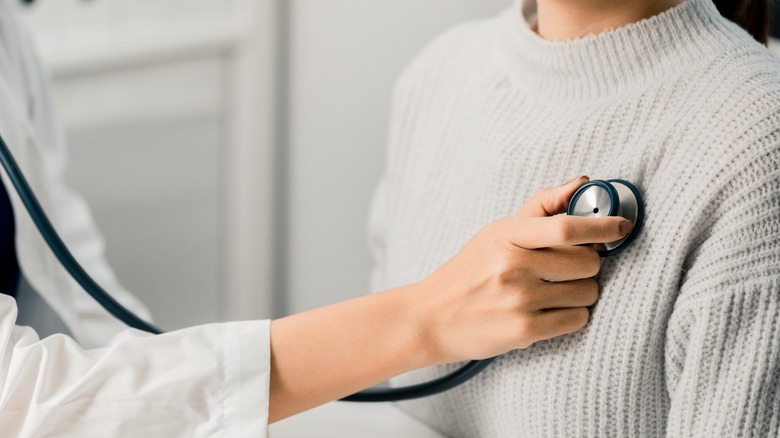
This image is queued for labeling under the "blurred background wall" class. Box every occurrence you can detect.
[14,0,510,331]
[282,0,510,315]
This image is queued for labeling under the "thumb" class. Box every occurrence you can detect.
[515,176,590,218]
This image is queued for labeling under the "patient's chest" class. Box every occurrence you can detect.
[378,86,696,436]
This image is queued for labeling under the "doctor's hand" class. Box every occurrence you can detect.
[418,176,633,364]
[268,176,632,423]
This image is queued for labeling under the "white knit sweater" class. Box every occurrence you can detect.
[368,0,780,436]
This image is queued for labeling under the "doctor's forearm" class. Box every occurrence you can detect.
[268,284,431,423]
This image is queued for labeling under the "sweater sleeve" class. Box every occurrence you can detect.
[664,145,780,436]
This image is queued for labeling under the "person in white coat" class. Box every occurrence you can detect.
[0,1,632,435]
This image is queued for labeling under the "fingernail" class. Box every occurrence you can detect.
[561,175,588,186]
[619,220,634,237]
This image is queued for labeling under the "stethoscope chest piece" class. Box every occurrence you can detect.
[566,179,644,257]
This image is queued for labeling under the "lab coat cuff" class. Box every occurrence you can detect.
[222,319,271,436]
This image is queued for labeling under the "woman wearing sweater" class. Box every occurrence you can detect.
[369,0,780,436]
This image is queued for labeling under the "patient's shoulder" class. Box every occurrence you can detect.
[707,41,780,116]
[693,43,780,158]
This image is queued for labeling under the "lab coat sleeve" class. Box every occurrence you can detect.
[664,149,780,435]
[0,295,271,437]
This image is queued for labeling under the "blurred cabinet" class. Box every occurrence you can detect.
[18,0,237,67]
[15,0,279,329]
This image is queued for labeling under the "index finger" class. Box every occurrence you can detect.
[501,215,633,249]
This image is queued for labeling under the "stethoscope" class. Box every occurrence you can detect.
[0,134,644,402]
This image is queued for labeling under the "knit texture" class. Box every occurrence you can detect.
[368,0,780,436]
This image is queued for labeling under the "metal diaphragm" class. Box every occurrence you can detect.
[566,179,644,257]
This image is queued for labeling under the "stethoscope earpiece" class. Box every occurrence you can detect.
[567,179,644,257]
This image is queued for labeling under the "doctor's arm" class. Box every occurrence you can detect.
[268,178,631,422]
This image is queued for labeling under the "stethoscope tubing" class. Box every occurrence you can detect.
[341,357,497,402]
[0,135,163,334]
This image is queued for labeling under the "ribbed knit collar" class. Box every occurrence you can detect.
[498,0,746,101]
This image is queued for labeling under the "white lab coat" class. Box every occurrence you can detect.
[0,3,270,436]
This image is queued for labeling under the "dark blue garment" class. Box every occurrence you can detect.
[0,179,19,297]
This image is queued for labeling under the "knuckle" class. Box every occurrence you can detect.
[572,307,590,329]
[602,220,617,240]
[516,315,537,341]
[584,279,600,305]
[492,256,517,285]
[514,248,534,268]
[555,219,575,244]
[553,191,571,211]
[584,248,601,276]
[493,269,514,287]
[602,217,624,240]
[490,217,516,244]
[514,286,536,310]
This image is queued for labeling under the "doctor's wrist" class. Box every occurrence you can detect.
[394,282,447,369]
[399,280,471,368]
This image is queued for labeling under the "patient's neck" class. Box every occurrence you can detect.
[533,0,683,41]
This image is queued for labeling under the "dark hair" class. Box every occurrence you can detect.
[712,0,770,44]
